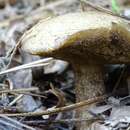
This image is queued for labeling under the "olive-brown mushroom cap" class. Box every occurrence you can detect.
[21,11,130,63]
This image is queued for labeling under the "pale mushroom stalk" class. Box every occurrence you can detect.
[74,63,104,130]
[21,12,130,130]
[74,63,104,101]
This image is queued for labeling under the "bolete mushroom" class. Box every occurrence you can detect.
[20,11,130,129]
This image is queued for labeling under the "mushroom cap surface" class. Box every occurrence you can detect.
[21,11,130,63]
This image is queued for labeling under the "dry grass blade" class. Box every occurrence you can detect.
[0,95,107,117]
[0,58,53,75]
[0,88,46,98]
[8,94,24,106]
[0,87,46,98]
[13,92,46,98]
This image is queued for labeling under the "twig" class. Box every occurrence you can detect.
[6,39,22,69]
[0,87,46,98]
[0,95,107,117]
[0,87,38,94]
[12,92,46,98]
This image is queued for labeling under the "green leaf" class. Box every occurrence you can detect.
[111,0,120,14]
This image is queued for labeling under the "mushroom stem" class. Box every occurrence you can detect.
[74,63,105,130]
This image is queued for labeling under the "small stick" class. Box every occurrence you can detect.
[0,95,107,117]
[0,87,38,94]
[12,92,46,98]
[0,87,46,98]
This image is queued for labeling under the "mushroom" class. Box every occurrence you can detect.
[20,11,130,129]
